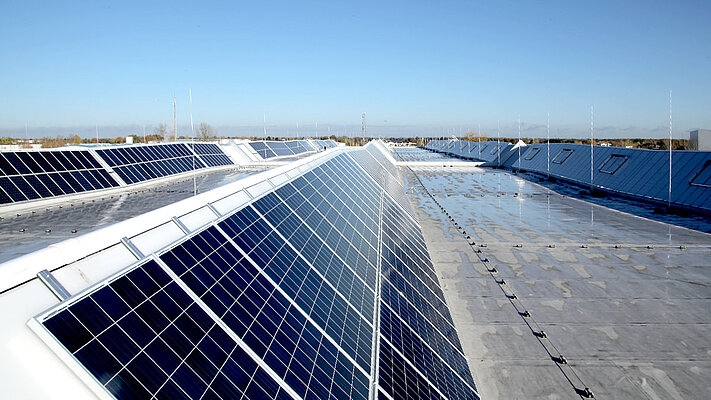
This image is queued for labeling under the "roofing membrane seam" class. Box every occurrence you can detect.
[19,141,479,400]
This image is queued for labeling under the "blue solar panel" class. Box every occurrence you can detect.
[248,141,320,160]
[159,226,370,400]
[38,259,294,400]
[32,143,479,400]
[96,144,210,185]
[0,150,119,204]
[190,143,234,167]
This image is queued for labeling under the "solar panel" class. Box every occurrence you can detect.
[30,143,479,400]
[159,226,370,400]
[248,142,278,159]
[190,143,234,167]
[35,259,295,400]
[0,150,119,205]
[248,141,319,160]
[95,144,209,185]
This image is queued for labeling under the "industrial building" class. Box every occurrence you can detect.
[1,138,710,399]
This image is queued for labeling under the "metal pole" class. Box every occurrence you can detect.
[497,120,500,167]
[547,112,550,180]
[517,115,521,171]
[590,106,594,194]
[190,89,196,196]
[669,90,672,208]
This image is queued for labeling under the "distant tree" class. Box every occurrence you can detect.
[70,134,82,145]
[198,123,215,140]
[155,123,168,141]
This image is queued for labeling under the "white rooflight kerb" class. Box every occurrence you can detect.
[0,146,344,293]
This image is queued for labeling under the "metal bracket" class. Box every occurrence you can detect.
[37,269,71,301]
[206,202,221,217]
[121,237,145,259]
[171,216,191,234]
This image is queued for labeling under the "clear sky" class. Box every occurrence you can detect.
[1,0,710,139]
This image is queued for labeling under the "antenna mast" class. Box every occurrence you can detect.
[174,95,177,141]
[590,106,594,194]
[189,89,196,196]
[669,90,672,208]
[362,112,366,138]
[478,123,481,159]
[547,112,550,180]
[497,120,500,167]
[517,115,521,171]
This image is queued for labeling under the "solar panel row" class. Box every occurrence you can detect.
[426,139,711,212]
[33,144,478,400]
[95,144,210,185]
[190,143,234,167]
[0,143,234,206]
[248,140,338,160]
[0,150,118,204]
[424,140,515,165]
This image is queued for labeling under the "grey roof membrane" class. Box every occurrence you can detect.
[397,148,711,399]
[0,167,264,264]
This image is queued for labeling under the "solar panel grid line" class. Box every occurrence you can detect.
[211,216,374,368]
[380,219,443,299]
[316,162,380,227]
[381,223,448,309]
[344,151,420,227]
[185,223,371,399]
[298,167,380,269]
[368,191,386,400]
[377,388,395,400]
[276,170,379,289]
[379,258,459,348]
[379,277,466,362]
[153,253,305,400]
[378,336,458,400]
[279,178,379,299]
[379,241,455,334]
[235,199,378,332]
[27,318,116,400]
[381,198,444,287]
[246,200,376,330]
[316,161,381,235]
[379,317,477,400]
[379,299,474,393]
[364,146,403,188]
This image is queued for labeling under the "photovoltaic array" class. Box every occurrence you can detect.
[0,143,234,205]
[95,143,233,185]
[0,150,118,204]
[33,145,479,399]
[248,140,337,159]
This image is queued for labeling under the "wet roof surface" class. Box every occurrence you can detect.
[0,167,263,263]
[397,148,711,399]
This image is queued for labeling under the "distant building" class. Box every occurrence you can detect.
[690,129,711,150]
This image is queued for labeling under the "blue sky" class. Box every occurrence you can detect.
[1,0,710,138]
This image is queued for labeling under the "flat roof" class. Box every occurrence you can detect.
[398,148,711,399]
